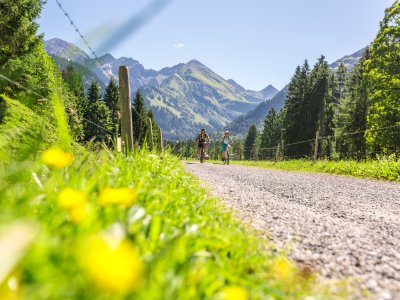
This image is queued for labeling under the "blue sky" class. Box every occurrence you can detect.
[39,0,395,91]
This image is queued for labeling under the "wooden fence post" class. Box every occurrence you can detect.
[117,137,122,152]
[313,131,320,161]
[275,143,281,161]
[147,117,154,150]
[159,128,164,152]
[119,66,133,152]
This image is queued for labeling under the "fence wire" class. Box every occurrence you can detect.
[54,0,149,129]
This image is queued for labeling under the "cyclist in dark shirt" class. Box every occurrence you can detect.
[196,128,210,159]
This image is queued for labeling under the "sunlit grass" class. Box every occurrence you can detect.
[0,148,343,299]
[227,157,400,181]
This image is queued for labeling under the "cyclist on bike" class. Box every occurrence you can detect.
[196,128,210,159]
[221,131,234,164]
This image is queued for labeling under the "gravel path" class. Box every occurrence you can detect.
[184,162,400,300]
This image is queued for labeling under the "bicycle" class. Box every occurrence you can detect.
[199,142,208,163]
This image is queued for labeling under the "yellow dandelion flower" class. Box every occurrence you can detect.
[98,187,137,207]
[58,188,87,208]
[69,202,88,223]
[58,188,88,223]
[42,148,73,168]
[221,286,248,300]
[270,257,296,283]
[80,235,144,293]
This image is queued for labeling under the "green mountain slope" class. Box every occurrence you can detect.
[225,85,289,135]
[143,60,264,138]
[44,38,277,139]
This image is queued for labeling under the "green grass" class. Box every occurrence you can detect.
[0,147,345,300]
[0,92,345,299]
[0,95,58,162]
[227,157,400,181]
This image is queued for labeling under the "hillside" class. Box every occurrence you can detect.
[45,38,277,139]
[225,85,289,135]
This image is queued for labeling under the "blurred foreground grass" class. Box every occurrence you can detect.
[0,149,345,299]
[0,95,344,299]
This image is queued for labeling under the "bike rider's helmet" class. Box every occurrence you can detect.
[201,128,206,132]
[224,131,229,135]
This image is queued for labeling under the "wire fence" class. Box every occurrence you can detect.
[238,124,399,161]
[54,0,149,129]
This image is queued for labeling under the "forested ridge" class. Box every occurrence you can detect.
[240,1,400,161]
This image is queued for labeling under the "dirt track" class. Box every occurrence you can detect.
[185,162,400,300]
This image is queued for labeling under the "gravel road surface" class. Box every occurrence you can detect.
[184,162,400,300]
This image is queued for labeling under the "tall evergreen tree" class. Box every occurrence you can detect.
[364,0,400,150]
[334,63,347,103]
[283,61,310,156]
[307,55,336,156]
[132,90,147,145]
[61,65,88,141]
[0,0,58,119]
[104,78,119,132]
[84,81,112,141]
[244,124,257,160]
[335,57,369,157]
[308,55,331,139]
[147,110,160,147]
[0,0,44,66]
[259,108,281,160]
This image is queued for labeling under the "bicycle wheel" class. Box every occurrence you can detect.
[200,148,205,163]
[226,151,230,165]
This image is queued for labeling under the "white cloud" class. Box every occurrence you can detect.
[173,43,185,49]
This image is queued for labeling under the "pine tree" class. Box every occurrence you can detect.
[132,90,147,145]
[364,1,400,150]
[62,65,88,141]
[84,81,112,141]
[283,61,310,156]
[104,78,119,132]
[308,55,331,138]
[259,108,281,160]
[147,110,160,147]
[296,55,332,157]
[335,57,369,157]
[244,124,257,160]
[334,63,347,103]
[0,0,44,66]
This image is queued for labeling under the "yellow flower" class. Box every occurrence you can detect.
[221,286,248,300]
[80,235,144,293]
[98,187,137,207]
[42,147,73,168]
[0,275,22,300]
[270,257,296,283]
[58,188,88,223]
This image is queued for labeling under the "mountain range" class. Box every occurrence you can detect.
[45,38,366,139]
[45,38,278,139]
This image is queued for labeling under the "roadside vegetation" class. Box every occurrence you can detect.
[226,157,400,182]
[0,138,343,299]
